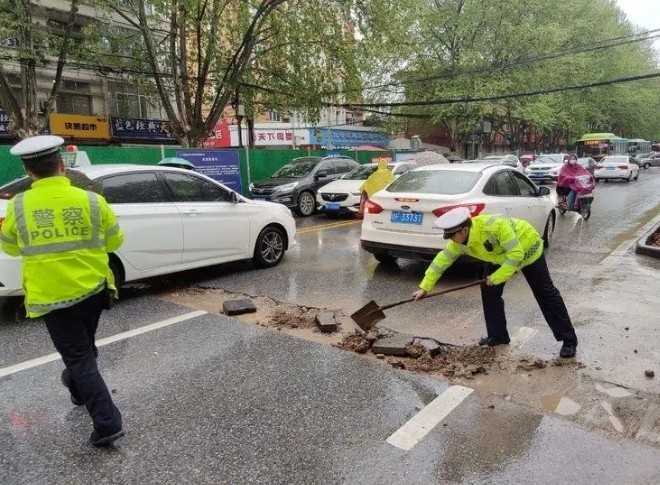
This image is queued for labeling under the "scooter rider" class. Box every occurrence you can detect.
[413,207,578,358]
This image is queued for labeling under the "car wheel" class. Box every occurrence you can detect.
[374,252,397,265]
[543,213,555,248]
[296,191,316,217]
[253,225,286,268]
[625,172,632,182]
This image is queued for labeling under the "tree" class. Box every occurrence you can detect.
[0,0,80,138]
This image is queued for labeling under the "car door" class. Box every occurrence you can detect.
[312,161,335,192]
[161,171,251,264]
[100,171,183,272]
[482,170,519,218]
[509,170,548,230]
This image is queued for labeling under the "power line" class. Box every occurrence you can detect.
[336,71,660,108]
[327,28,660,95]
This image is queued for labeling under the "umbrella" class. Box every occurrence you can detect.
[158,157,196,169]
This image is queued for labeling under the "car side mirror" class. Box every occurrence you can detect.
[315,170,328,180]
[230,191,240,203]
[537,186,551,196]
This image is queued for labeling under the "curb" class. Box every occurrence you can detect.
[635,221,660,259]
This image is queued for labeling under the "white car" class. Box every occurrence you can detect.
[595,156,639,182]
[482,154,524,171]
[360,163,556,262]
[316,162,415,214]
[525,156,564,182]
[0,165,296,297]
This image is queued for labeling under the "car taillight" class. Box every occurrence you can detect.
[433,203,485,218]
[365,199,384,214]
[618,165,628,169]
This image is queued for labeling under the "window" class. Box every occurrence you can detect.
[268,111,281,122]
[316,161,334,175]
[101,173,169,204]
[483,171,519,196]
[387,170,482,195]
[334,160,353,173]
[57,94,92,115]
[510,172,537,196]
[162,173,232,202]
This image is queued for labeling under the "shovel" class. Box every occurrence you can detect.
[351,280,485,332]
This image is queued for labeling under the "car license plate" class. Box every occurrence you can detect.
[325,203,341,210]
[391,211,423,225]
[607,167,616,171]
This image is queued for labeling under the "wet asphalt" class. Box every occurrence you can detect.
[1,168,659,484]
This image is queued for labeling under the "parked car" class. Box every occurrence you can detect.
[482,154,524,171]
[317,162,415,215]
[0,165,296,297]
[360,163,556,262]
[638,152,660,169]
[595,155,639,182]
[630,152,652,169]
[249,155,359,216]
[524,156,564,182]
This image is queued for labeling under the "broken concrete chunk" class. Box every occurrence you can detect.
[412,337,443,357]
[371,334,414,357]
[222,299,257,316]
[645,370,655,378]
[315,311,338,333]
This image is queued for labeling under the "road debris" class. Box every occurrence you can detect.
[517,358,548,371]
[267,307,318,329]
[338,333,371,353]
[222,299,257,316]
[406,345,495,379]
[315,311,339,333]
[371,334,414,356]
[645,370,655,379]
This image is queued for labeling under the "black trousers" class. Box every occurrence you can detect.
[43,291,122,436]
[481,253,577,344]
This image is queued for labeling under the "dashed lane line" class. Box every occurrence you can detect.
[0,311,207,379]
[386,385,474,451]
[296,220,361,235]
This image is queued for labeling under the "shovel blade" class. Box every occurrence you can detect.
[351,300,386,332]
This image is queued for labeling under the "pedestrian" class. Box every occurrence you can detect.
[0,135,125,447]
[413,207,578,358]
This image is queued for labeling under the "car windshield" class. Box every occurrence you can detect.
[387,170,481,195]
[342,165,378,180]
[0,177,32,199]
[540,154,565,163]
[271,159,318,178]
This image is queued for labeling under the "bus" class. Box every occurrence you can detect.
[575,133,628,161]
[626,138,652,156]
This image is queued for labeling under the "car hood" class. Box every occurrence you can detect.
[318,179,363,193]
[253,177,302,188]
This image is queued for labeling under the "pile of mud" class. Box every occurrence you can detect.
[266,307,318,329]
[406,345,497,378]
[649,228,660,247]
[337,333,371,353]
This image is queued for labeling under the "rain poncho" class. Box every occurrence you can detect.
[360,159,394,197]
[557,162,595,195]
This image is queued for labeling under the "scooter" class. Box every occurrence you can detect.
[558,191,593,220]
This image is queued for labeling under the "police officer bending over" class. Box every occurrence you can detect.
[414,207,578,358]
[1,136,125,446]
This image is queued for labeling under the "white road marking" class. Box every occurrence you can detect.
[510,327,538,349]
[386,385,473,451]
[0,311,207,379]
[554,397,581,416]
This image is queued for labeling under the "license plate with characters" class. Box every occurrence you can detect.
[607,167,616,171]
[391,211,423,225]
[325,203,341,210]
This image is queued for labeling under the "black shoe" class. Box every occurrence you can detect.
[89,429,125,448]
[478,336,511,347]
[560,342,577,358]
[60,370,84,406]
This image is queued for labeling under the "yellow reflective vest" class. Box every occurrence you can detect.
[0,176,124,318]
[419,214,543,292]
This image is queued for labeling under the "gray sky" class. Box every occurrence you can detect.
[616,0,660,58]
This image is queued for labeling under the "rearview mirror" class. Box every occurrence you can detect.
[537,186,551,196]
[315,170,328,179]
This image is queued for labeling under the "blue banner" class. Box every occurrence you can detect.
[176,149,242,194]
[111,117,175,141]
[0,110,13,138]
[309,128,389,148]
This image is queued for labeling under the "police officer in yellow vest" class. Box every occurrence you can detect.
[0,136,125,447]
[413,207,578,358]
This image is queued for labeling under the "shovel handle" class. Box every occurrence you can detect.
[378,279,485,312]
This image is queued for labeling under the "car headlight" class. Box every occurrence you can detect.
[273,182,299,193]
